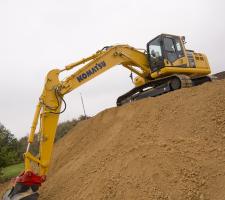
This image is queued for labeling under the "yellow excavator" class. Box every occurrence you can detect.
[2,34,212,200]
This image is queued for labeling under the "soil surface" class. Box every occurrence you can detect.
[214,71,225,80]
[1,79,225,200]
[38,79,225,200]
[0,181,11,198]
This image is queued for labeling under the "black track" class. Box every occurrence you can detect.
[117,75,212,106]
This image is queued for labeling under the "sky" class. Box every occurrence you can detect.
[0,0,224,138]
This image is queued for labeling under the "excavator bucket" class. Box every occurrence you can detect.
[2,171,43,200]
[2,183,39,200]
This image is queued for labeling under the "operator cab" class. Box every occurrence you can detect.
[147,34,185,72]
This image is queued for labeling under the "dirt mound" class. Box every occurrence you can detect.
[38,80,224,199]
[214,71,225,80]
[0,181,11,197]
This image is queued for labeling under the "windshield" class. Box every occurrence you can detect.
[147,37,163,71]
[148,37,162,58]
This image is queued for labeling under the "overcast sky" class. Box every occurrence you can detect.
[0,0,224,138]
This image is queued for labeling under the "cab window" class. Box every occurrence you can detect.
[149,37,162,58]
[163,37,177,62]
[147,37,164,71]
[163,37,184,63]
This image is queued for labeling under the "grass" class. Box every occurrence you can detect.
[0,163,24,182]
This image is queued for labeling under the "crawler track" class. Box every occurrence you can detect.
[117,74,213,106]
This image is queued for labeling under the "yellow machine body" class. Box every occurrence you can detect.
[3,34,212,200]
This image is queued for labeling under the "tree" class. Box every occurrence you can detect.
[0,123,19,168]
[17,134,39,159]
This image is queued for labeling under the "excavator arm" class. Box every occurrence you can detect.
[3,45,150,200]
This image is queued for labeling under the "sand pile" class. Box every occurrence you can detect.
[214,71,225,80]
[0,182,10,197]
[1,80,225,200]
[37,79,225,200]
